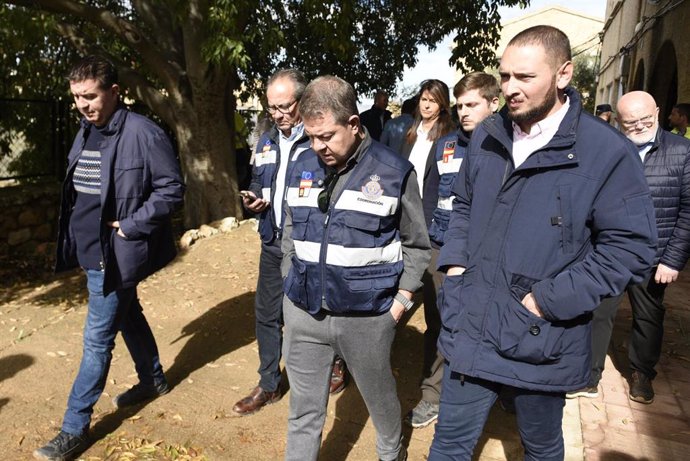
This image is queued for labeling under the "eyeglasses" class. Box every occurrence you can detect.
[620,114,656,129]
[267,100,297,115]
[317,172,338,213]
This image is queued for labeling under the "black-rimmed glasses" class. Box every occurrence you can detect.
[267,100,297,115]
[317,172,338,213]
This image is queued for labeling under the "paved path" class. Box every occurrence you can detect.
[573,272,690,461]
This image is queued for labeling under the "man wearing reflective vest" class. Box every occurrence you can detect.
[236,69,312,415]
[281,76,430,461]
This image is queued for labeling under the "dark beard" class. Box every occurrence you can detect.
[508,83,558,126]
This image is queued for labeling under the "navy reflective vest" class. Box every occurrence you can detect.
[253,129,310,243]
[284,142,412,315]
[428,132,466,245]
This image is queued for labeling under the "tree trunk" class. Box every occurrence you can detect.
[174,98,243,229]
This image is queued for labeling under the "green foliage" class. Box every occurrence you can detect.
[1,0,530,212]
[202,0,530,96]
[571,53,599,114]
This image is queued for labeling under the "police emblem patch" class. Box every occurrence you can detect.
[362,174,384,200]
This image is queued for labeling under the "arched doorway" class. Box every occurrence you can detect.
[649,41,678,130]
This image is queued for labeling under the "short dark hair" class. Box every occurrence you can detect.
[299,75,358,125]
[267,68,307,101]
[595,104,613,115]
[674,103,690,120]
[374,90,388,104]
[68,55,118,89]
[506,25,572,70]
[401,97,416,115]
[453,72,500,101]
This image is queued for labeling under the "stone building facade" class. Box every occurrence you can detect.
[597,0,690,126]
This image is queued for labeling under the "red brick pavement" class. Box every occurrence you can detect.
[577,270,690,461]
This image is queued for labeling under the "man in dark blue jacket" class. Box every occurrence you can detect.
[381,97,416,154]
[35,56,184,461]
[568,91,690,404]
[428,26,657,461]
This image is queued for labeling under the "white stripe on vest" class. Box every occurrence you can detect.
[334,190,399,216]
[437,196,454,210]
[294,240,403,266]
[291,146,310,161]
[436,157,463,175]
[286,186,325,208]
[262,187,272,201]
[254,150,277,167]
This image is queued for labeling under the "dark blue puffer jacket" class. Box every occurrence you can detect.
[643,128,690,270]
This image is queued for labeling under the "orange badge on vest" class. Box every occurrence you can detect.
[443,141,455,163]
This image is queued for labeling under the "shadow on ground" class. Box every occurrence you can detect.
[0,353,34,416]
[88,292,257,443]
[0,268,86,308]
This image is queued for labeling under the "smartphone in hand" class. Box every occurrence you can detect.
[240,190,257,203]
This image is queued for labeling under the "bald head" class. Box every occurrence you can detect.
[617,91,659,146]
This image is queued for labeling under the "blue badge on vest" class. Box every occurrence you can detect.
[299,171,313,197]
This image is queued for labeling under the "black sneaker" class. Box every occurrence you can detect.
[33,430,89,461]
[566,386,599,399]
[629,371,654,404]
[404,400,439,428]
[112,380,170,408]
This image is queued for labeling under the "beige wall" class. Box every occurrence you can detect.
[454,6,604,88]
[497,6,604,57]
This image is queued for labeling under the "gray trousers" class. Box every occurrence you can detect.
[283,296,402,461]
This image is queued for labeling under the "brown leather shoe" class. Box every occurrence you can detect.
[329,356,348,394]
[232,385,281,415]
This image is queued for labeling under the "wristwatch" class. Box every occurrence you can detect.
[394,292,414,311]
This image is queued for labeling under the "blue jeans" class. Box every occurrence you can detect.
[429,364,565,461]
[61,270,165,435]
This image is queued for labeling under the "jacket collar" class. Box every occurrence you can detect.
[483,87,583,169]
[457,128,471,145]
[80,103,128,136]
[269,123,308,144]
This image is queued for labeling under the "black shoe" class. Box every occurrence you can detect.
[33,430,89,461]
[629,371,654,404]
[112,380,170,408]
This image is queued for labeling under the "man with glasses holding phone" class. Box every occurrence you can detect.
[234,69,314,416]
[568,91,690,404]
[280,76,430,461]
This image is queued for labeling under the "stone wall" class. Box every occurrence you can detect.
[0,181,60,257]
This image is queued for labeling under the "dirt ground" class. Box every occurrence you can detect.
[1,222,478,461]
[8,221,688,460]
